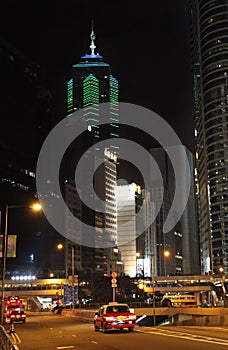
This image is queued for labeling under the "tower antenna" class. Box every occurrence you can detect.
[90,19,96,56]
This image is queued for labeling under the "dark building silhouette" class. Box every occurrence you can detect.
[0,37,59,278]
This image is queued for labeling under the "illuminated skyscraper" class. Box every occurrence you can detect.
[67,27,119,156]
[64,27,120,283]
[191,0,228,274]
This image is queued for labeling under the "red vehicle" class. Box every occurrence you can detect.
[94,302,137,333]
[8,310,26,323]
[3,296,25,323]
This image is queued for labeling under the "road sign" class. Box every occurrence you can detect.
[63,285,78,304]
[111,272,117,278]
[111,278,117,284]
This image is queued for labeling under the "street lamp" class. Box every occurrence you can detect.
[57,242,75,309]
[0,202,42,325]
[57,243,63,251]
[219,267,224,274]
[151,254,156,326]
[164,250,170,276]
[71,244,75,310]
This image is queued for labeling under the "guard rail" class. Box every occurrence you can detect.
[0,325,19,350]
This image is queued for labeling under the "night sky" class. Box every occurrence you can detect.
[0,0,194,156]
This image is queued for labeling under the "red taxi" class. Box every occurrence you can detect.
[94,302,137,333]
[5,309,26,324]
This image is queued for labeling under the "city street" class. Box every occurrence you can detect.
[6,312,228,350]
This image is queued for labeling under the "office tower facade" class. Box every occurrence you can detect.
[116,183,142,278]
[67,28,119,157]
[191,0,228,274]
[63,179,82,277]
[64,28,120,281]
[149,146,200,276]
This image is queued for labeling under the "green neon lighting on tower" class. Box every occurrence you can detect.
[67,78,74,114]
[109,75,119,139]
[82,74,100,138]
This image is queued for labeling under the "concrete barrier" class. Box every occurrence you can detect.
[61,307,228,327]
[62,309,95,322]
[170,315,228,326]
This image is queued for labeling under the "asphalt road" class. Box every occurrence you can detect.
[5,312,228,350]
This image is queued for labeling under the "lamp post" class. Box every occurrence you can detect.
[164,250,170,276]
[71,244,75,310]
[0,202,42,325]
[57,242,75,309]
[151,254,156,326]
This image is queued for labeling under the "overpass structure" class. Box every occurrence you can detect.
[0,274,226,301]
[1,278,69,298]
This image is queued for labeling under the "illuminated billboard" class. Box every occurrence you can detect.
[0,235,17,258]
[136,257,151,277]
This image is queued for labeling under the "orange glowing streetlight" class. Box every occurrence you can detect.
[219,267,224,274]
[164,250,170,276]
[30,202,42,212]
[57,243,63,250]
[164,250,170,258]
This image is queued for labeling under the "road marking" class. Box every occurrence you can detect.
[137,329,228,346]
[56,346,75,349]
[91,341,98,344]
[10,332,21,345]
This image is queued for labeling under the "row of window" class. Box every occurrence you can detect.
[208,166,228,178]
[207,141,228,153]
[205,114,228,128]
[203,75,228,91]
[201,28,228,49]
[208,150,228,161]
[199,0,228,17]
[204,84,228,105]
[212,221,228,230]
[202,36,228,54]
[201,20,228,42]
[208,158,228,169]
[206,132,228,145]
[206,124,228,137]
[204,96,228,114]
[210,176,228,186]
[1,177,30,191]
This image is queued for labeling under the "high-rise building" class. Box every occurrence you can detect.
[63,28,120,281]
[149,146,200,276]
[66,27,119,157]
[190,0,228,274]
[0,38,56,278]
[63,179,82,278]
[116,183,143,277]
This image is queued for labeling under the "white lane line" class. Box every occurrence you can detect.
[56,346,75,349]
[91,341,98,344]
[137,329,228,346]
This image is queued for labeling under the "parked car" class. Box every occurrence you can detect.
[94,302,137,333]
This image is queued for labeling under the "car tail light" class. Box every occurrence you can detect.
[128,314,137,321]
[22,314,26,318]
[10,315,15,319]
[104,316,115,322]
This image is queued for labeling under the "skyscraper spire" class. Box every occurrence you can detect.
[90,20,96,56]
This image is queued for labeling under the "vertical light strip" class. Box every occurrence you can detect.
[67,78,74,115]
